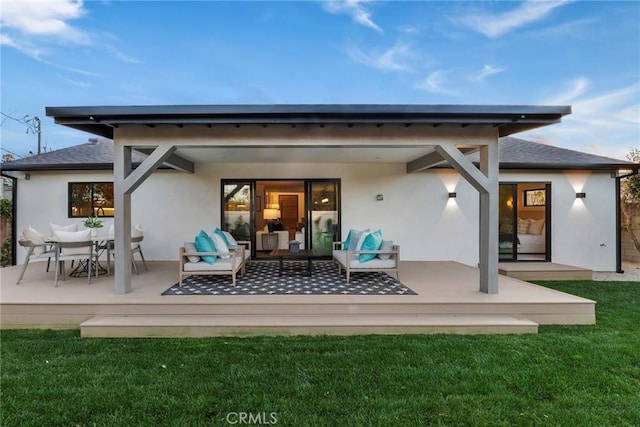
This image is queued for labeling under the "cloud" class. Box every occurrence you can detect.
[1,0,89,44]
[524,82,640,160]
[415,70,459,96]
[472,64,504,82]
[324,0,382,32]
[347,42,418,73]
[546,77,590,104]
[458,0,574,38]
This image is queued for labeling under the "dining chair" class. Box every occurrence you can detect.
[16,236,57,285]
[53,229,94,287]
[105,226,147,275]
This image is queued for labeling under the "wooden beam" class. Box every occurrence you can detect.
[406,147,478,173]
[122,145,178,195]
[435,145,489,193]
[478,143,499,294]
[134,148,194,173]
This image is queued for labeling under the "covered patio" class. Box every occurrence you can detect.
[0,260,595,336]
[45,104,572,296]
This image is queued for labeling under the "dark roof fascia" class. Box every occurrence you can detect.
[46,104,572,139]
[0,162,175,172]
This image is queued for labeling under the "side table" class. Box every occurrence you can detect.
[262,233,279,251]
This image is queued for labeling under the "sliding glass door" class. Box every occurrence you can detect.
[499,183,551,261]
[306,180,340,256]
[222,181,253,242]
[221,179,341,258]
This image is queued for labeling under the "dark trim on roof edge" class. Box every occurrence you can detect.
[46,104,572,139]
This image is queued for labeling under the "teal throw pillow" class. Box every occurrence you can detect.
[359,230,383,262]
[195,230,217,264]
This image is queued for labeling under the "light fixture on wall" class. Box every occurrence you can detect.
[576,192,586,199]
[376,194,384,201]
[448,192,457,198]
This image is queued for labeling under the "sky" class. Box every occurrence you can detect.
[1,0,638,161]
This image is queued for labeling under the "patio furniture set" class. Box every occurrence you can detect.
[178,227,400,286]
[16,223,147,287]
[16,224,399,288]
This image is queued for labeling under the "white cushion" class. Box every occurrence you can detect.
[49,223,78,236]
[222,230,238,246]
[22,226,46,255]
[184,242,201,263]
[211,232,230,259]
[377,240,394,260]
[183,258,240,272]
[55,229,92,255]
[333,250,396,269]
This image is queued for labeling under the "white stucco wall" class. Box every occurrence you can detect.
[12,165,618,271]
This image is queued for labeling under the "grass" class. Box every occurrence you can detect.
[1,280,639,426]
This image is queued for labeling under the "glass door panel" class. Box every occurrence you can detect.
[307,180,340,256]
[222,182,252,243]
[499,184,517,261]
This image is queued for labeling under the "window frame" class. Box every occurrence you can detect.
[68,181,115,218]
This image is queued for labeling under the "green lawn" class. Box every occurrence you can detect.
[1,281,639,427]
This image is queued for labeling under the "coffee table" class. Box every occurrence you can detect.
[269,248,319,276]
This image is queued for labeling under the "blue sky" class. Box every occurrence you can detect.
[1,0,638,160]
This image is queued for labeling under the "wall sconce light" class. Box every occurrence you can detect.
[376,194,384,201]
[448,192,457,198]
[576,192,586,199]
[24,173,30,181]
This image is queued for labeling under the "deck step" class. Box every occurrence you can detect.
[80,314,538,337]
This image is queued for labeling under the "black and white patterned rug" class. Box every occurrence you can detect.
[162,261,417,296]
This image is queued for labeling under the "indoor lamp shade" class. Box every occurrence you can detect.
[263,208,280,220]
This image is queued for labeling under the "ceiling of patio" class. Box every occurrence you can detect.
[170,145,438,163]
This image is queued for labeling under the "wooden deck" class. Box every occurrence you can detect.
[499,262,593,281]
[0,261,596,336]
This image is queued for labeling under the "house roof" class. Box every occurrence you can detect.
[1,136,635,172]
[1,139,148,171]
[45,104,571,139]
[468,137,636,171]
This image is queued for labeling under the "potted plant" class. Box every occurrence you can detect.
[83,216,103,238]
[289,240,301,254]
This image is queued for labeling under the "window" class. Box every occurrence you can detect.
[68,182,114,218]
[523,189,546,207]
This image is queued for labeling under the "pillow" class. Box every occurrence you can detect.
[49,222,78,236]
[211,232,230,260]
[517,218,531,234]
[344,229,369,251]
[359,230,383,263]
[55,229,92,255]
[528,219,545,235]
[213,228,228,244]
[222,230,238,249]
[195,231,216,264]
[184,242,201,263]
[22,226,47,255]
[377,239,394,260]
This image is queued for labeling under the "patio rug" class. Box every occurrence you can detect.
[162,261,417,296]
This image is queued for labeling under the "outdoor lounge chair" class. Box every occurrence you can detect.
[179,241,251,286]
[332,241,400,283]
